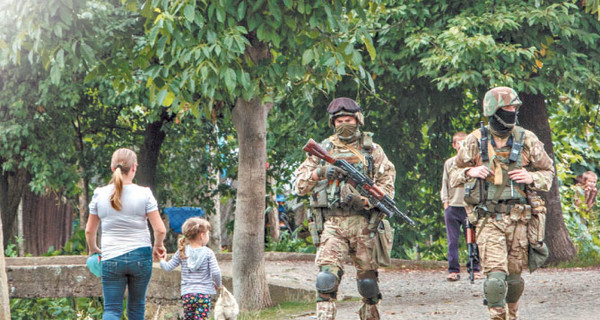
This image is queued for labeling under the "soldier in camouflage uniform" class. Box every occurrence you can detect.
[294,97,396,320]
[450,87,554,320]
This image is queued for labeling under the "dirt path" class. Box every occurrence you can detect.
[221,259,600,320]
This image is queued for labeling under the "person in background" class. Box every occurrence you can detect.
[574,171,598,212]
[441,131,482,281]
[85,148,167,320]
[160,217,222,320]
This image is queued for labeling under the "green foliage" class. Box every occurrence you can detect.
[265,229,316,254]
[10,297,103,320]
[3,236,23,257]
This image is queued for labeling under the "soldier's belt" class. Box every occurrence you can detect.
[484,199,526,214]
[322,207,366,218]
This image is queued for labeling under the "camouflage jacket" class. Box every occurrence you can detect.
[293,134,396,200]
[450,126,554,192]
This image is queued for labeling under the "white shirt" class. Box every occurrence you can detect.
[89,184,158,260]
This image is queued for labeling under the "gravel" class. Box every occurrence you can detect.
[220,259,600,320]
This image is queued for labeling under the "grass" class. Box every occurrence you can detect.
[548,258,600,269]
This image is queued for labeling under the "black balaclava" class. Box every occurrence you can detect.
[489,108,517,138]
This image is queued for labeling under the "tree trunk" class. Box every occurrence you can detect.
[231,97,273,310]
[0,206,12,319]
[0,166,28,246]
[78,174,90,230]
[207,168,222,251]
[519,93,577,263]
[22,189,73,256]
[137,111,172,194]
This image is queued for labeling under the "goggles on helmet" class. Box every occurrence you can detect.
[327,97,362,115]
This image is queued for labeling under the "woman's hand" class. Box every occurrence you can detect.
[153,244,166,261]
[88,247,102,256]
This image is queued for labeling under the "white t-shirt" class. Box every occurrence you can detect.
[89,184,158,260]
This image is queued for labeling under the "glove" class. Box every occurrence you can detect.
[340,184,364,211]
[315,165,332,179]
[326,166,347,181]
[528,242,549,273]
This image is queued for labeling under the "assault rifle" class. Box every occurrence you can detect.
[303,138,416,226]
[465,218,480,284]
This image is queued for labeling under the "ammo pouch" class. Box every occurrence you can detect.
[308,180,329,246]
[307,209,324,246]
[310,180,330,208]
[464,178,487,205]
[526,189,547,245]
[373,219,394,267]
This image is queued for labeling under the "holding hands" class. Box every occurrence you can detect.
[153,244,166,261]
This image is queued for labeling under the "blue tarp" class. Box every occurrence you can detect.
[163,207,205,233]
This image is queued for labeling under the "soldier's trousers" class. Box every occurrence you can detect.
[477,212,529,320]
[315,215,379,320]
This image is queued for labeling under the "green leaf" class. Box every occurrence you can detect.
[361,35,376,61]
[163,91,175,106]
[156,88,168,106]
[184,5,195,22]
[302,49,313,65]
[50,64,61,85]
[224,68,237,93]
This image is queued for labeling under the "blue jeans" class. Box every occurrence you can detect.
[101,246,153,320]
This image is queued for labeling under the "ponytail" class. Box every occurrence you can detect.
[110,167,124,210]
[178,235,187,259]
[108,148,137,211]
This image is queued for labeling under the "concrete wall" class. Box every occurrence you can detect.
[5,254,315,304]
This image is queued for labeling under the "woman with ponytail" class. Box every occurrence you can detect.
[85,148,167,320]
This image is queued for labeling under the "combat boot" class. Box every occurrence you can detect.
[358,303,380,320]
[507,302,519,320]
[488,305,508,320]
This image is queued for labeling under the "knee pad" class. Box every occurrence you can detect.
[506,273,525,303]
[483,271,507,307]
[316,266,343,301]
[357,270,381,305]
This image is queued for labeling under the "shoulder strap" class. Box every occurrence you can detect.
[472,128,502,185]
[508,126,525,163]
[329,137,367,166]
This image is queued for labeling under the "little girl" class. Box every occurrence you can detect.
[160,217,222,320]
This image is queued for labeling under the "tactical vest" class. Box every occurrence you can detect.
[309,132,374,217]
[479,125,527,210]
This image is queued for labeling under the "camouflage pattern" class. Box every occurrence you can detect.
[294,135,395,198]
[294,133,395,320]
[449,126,554,191]
[317,301,336,320]
[483,87,523,117]
[450,125,554,320]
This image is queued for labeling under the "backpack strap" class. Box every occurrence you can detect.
[472,128,502,185]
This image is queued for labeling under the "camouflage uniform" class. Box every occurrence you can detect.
[450,87,554,320]
[294,99,395,320]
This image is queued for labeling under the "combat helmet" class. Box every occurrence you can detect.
[327,97,364,128]
[483,87,522,117]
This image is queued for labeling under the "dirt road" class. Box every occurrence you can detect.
[221,258,600,320]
